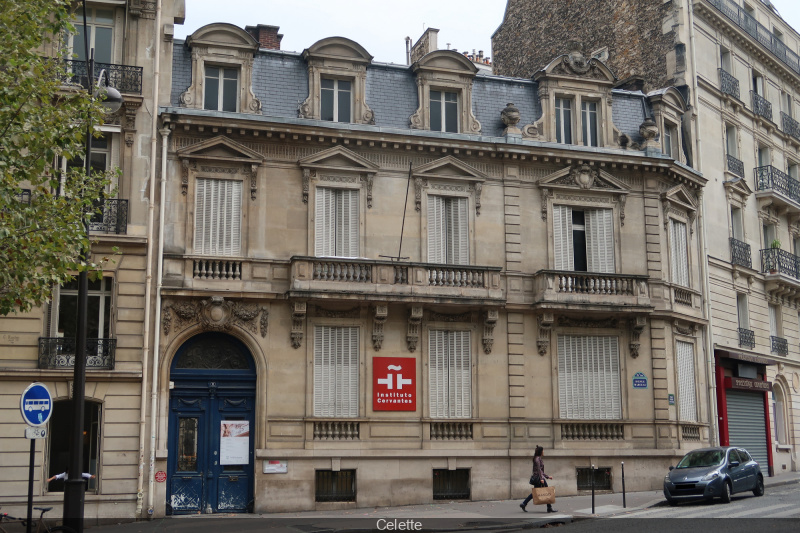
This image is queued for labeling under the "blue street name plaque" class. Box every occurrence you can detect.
[632,372,648,389]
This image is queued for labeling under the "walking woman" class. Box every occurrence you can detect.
[520,445,557,513]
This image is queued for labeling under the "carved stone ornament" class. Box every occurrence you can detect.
[181,159,191,196]
[639,117,660,150]
[629,316,646,358]
[313,305,360,319]
[372,305,388,351]
[473,182,483,216]
[302,168,311,204]
[501,102,522,136]
[291,301,307,349]
[570,164,597,189]
[540,188,552,221]
[564,41,591,75]
[482,309,498,354]
[162,297,268,337]
[673,320,697,337]
[557,316,618,329]
[429,310,473,323]
[414,177,425,212]
[537,313,554,356]
[407,306,423,352]
[250,164,259,200]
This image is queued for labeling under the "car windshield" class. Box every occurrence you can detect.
[676,450,725,468]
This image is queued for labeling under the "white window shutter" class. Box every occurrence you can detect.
[428,196,446,263]
[194,178,241,256]
[453,330,471,418]
[670,220,689,287]
[553,205,574,270]
[338,188,359,257]
[676,341,697,422]
[586,209,614,273]
[314,325,358,418]
[429,330,471,418]
[445,197,469,265]
[313,325,331,417]
[558,335,620,419]
[315,187,334,256]
[429,330,445,418]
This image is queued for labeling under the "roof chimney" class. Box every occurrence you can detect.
[245,24,283,50]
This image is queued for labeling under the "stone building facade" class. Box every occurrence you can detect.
[493,0,800,477]
[0,0,186,522]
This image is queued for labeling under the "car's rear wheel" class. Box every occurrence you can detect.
[721,481,732,504]
[752,475,764,497]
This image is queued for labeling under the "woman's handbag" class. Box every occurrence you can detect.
[532,486,556,505]
[529,475,537,485]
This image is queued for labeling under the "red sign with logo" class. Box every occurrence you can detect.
[373,357,416,411]
[155,471,167,483]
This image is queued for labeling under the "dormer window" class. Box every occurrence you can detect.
[663,121,678,159]
[555,98,573,144]
[431,90,459,133]
[320,78,352,122]
[204,66,238,112]
[581,101,599,147]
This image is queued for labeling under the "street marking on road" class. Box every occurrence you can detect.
[770,507,800,518]
[725,503,797,518]
[574,505,622,515]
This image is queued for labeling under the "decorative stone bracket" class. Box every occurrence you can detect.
[162,296,268,337]
[291,301,307,349]
[407,306,423,352]
[673,320,698,337]
[482,309,498,354]
[372,304,388,351]
[629,316,646,358]
[537,313,554,356]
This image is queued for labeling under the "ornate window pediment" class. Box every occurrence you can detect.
[723,176,753,206]
[409,51,481,134]
[299,37,375,124]
[176,135,265,199]
[298,146,379,206]
[412,156,487,215]
[648,87,689,164]
[538,164,630,223]
[661,184,697,232]
[179,23,261,114]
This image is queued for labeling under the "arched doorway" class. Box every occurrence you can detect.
[167,332,256,514]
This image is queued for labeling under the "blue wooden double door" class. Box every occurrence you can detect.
[167,333,256,514]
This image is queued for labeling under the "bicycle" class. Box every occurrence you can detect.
[0,507,76,533]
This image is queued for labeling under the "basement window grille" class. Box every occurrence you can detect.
[432,469,470,500]
[315,470,356,502]
[576,467,612,491]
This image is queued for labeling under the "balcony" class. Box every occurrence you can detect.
[726,154,744,179]
[290,256,504,305]
[750,91,773,122]
[89,199,128,234]
[730,237,751,268]
[738,327,755,349]
[706,0,800,77]
[771,336,788,356]
[781,112,800,142]
[719,68,740,99]
[759,248,800,305]
[62,59,143,95]
[38,337,116,370]
[532,270,651,313]
[754,165,800,213]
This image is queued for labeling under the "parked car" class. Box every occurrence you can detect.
[663,446,764,505]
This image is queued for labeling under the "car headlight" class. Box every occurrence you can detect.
[702,471,720,481]
[664,475,671,482]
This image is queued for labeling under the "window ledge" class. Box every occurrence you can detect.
[776,444,792,451]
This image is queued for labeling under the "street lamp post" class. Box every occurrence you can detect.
[62,4,122,532]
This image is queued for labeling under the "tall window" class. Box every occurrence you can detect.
[557,335,621,419]
[769,304,781,338]
[315,187,359,257]
[71,6,113,64]
[581,101,598,147]
[430,90,458,133]
[553,206,614,273]
[56,278,112,340]
[757,145,770,168]
[731,206,744,241]
[321,78,352,123]
[429,330,471,418]
[763,223,776,249]
[737,293,749,330]
[204,66,238,112]
[428,195,468,265]
[670,219,689,287]
[783,91,793,118]
[663,121,678,159]
[313,326,359,417]
[47,400,101,492]
[773,387,788,445]
[752,71,764,96]
[676,341,697,422]
[194,178,242,256]
[555,98,573,144]
[725,124,738,158]
[788,161,799,180]
[720,47,732,72]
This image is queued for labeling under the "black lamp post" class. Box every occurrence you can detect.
[62,3,122,532]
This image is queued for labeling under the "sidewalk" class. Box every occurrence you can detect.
[89,471,800,532]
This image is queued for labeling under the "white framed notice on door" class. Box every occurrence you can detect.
[220,420,250,465]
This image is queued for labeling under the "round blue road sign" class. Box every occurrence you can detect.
[20,383,52,427]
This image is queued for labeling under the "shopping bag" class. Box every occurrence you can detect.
[531,486,556,505]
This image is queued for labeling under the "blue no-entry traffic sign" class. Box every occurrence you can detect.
[20,383,52,427]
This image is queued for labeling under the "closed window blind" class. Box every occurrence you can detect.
[676,341,697,422]
[557,335,621,419]
[315,187,359,257]
[314,326,359,417]
[429,330,471,418]
[769,304,778,336]
[553,205,614,272]
[670,219,689,287]
[428,196,469,264]
[194,178,242,256]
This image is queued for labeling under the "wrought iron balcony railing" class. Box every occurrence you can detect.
[755,165,800,204]
[38,337,116,370]
[62,59,143,95]
[781,112,800,141]
[726,154,744,178]
[719,68,740,99]
[730,237,751,268]
[761,247,798,278]
[738,327,755,349]
[751,91,773,121]
[88,198,128,234]
[707,0,800,77]
[16,189,31,204]
[771,335,788,356]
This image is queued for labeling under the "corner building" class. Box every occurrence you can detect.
[150,20,709,514]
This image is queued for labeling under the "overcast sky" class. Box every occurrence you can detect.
[175,0,800,67]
